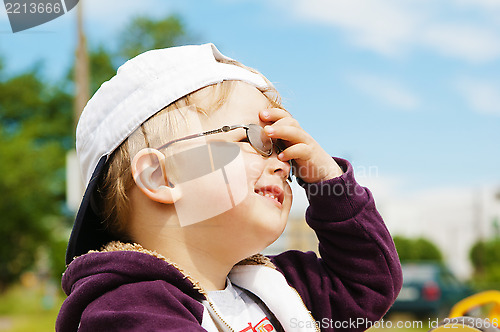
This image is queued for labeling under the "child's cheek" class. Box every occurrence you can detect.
[170,143,250,226]
[241,152,265,183]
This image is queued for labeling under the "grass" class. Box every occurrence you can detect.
[365,313,435,331]
[0,281,64,332]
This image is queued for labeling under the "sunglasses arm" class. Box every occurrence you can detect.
[156,132,206,151]
[156,125,248,151]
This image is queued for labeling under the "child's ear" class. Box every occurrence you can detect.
[131,148,181,204]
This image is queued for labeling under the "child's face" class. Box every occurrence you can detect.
[171,81,293,254]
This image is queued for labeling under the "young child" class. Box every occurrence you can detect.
[56,43,402,332]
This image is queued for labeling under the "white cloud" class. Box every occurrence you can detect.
[455,78,500,116]
[422,23,500,63]
[284,0,500,63]
[456,0,500,11]
[348,74,420,111]
[289,0,422,57]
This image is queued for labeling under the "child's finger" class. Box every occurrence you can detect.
[264,124,311,145]
[269,116,301,128]
[260,108,291,123]
[277,143,311,162]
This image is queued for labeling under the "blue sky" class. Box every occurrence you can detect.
[3,0,499,276]
[1,0,499,197]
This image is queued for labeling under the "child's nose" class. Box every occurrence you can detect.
[267,150,292,181]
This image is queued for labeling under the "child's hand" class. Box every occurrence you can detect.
[260,108,343,183]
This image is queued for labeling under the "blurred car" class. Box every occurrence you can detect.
[390,262,472,318]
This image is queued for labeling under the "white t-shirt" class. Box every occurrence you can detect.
[208,278,282,332]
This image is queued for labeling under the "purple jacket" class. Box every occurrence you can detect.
[56,158,402,331]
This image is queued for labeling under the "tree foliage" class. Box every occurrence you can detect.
[469,238,500,287]
[0,69,73,291]
[118,14,189,60]
[0,14,193,291]
[393,236,443,263]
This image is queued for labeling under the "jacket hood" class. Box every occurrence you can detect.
[61,241,276,305]
[62,242,206,302]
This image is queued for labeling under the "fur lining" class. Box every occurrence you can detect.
[237,254,276,269]
[92,241,206,296]
[91,241,276,296]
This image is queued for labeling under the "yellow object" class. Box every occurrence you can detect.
[431,324,484,332]
[449,290,500,326]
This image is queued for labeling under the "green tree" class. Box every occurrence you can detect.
[118,14,190,60]
[393,236,443,263]
[0,68,73,291]
[469,238,500,288]
[88,46,116,96]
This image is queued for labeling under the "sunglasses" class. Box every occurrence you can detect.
[157,124,287,156]
[156,124,292,181]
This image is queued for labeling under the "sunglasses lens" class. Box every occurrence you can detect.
[247,124,272,156]
[275,139,287,154]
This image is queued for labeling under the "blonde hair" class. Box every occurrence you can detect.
[96,59,283,240]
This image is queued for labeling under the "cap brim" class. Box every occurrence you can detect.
[66,156,116,265]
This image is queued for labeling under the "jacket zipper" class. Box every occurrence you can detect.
[291,287,321,332]
[203,298,235,332]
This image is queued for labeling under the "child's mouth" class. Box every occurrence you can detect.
[254,185,284,207]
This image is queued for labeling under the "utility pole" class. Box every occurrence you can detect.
[74,1,89,130]
[66,2,89,212]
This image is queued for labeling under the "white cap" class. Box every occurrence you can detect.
[76,43,270,187]
[67,43,272,264]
